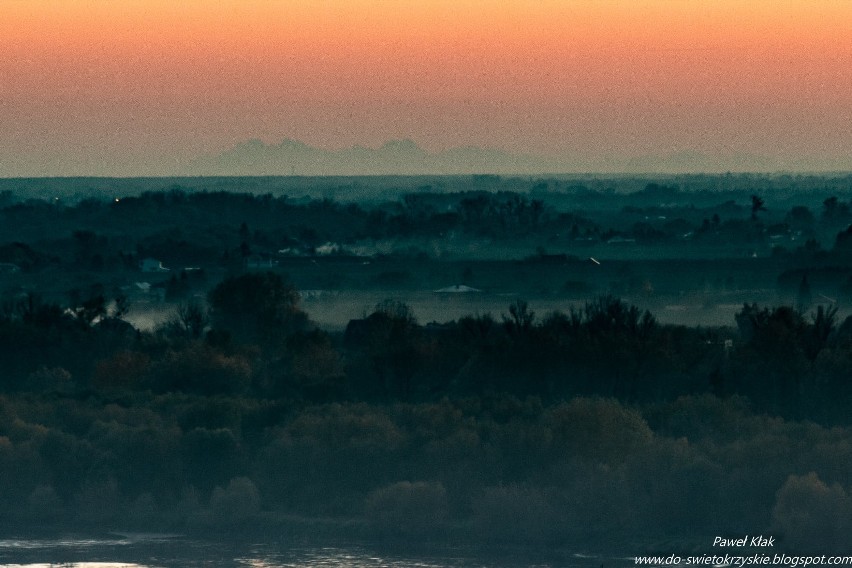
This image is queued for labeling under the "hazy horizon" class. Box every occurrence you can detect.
[2,137,852,178]
[2,1,852,177]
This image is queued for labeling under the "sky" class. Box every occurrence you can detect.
[2,0,852,176]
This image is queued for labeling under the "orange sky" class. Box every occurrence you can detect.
[2,0,852,175]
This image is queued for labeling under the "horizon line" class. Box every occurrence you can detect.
[4,171,852,181]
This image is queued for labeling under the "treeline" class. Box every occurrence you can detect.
[3,272,852,420]
[7,188,852,274]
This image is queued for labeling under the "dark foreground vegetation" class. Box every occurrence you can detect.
[3,175,852,552]
[2,274,852,551]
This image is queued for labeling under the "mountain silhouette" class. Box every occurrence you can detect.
[182,139,832,176]
[184,139,568,176]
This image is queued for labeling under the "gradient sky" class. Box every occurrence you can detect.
[2,0,852,175]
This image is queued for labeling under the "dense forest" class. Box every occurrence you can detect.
[3,175,852,552]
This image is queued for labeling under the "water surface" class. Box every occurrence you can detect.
[0,536,631,568]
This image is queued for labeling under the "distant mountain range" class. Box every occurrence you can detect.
[183,138,573,176]
[182,138,852,176]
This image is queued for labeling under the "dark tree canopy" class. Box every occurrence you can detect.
[208,271,309,345]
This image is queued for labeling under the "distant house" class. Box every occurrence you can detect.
[433,284,481,294]
[139,258,169,272]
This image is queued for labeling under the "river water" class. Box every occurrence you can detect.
[0,535,633,568]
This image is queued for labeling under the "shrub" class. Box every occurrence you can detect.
[209,477,261,524]
[365,480,448,535]
[771,472,852,552]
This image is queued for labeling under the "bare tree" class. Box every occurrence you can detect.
[177,300,209,339]
[750,195,766,221]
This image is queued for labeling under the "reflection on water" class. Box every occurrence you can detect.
[0,536,628,568]
[2,564,147,568]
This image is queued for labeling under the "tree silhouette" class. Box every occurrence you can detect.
[162,299,209,339]
[797,275,812,313]
[208,272,308,346]
[503,299,535,337]
[355,300,421,399]
[750,195,766,221]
